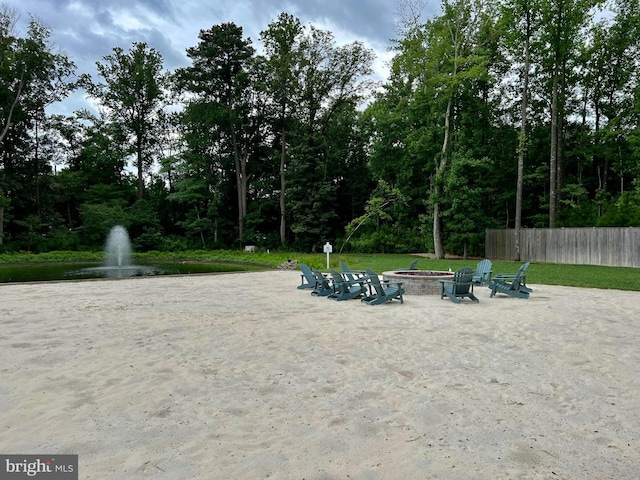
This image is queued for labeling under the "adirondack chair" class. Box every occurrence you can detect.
[327,269,368,301]
[361,268,405,306]
[339,261,367,283]
[472,259,493,286]
[397,259,419,270]
[298,263,317,289]
[440,266,479,304]
[310,268,335,297]
[489,262,530,299]
[492,262,532,293]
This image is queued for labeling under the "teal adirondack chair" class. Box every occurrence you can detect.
[489,262,531,299]
[472,259,493,286]
[327,269,367,301]
[298,263,317,289]
[339,261,367,283]
[440,266,479,304]
[361,268,405,306]
[310,268,334,297]
[395,258,419,271]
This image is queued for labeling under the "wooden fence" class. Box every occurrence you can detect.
[485,227,640,267]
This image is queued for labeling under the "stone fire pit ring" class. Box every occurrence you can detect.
[382,270,454,295]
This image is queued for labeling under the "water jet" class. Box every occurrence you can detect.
[105,225,132,268]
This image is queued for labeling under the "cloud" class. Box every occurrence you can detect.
[4,0,439,115]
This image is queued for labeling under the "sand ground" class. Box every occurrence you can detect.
[1,270,639,479]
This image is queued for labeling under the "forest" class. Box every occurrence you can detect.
[0,0,639,257]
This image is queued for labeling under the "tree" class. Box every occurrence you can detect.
[260,13,304,245]
[501,0,541,259]
[0,7,75,245]
[539,0,600,226]
[176,23,261,244]
[286,24,375,249]
[83,42,169,200]
[417,0,495,258]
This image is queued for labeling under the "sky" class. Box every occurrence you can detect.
[5,0,441,116]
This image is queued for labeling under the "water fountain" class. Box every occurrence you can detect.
[105,225,132,268]
[0,225,267,283]
[76,225,159,279]
[99,225,160,278]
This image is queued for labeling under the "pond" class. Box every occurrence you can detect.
[0,261,270,283]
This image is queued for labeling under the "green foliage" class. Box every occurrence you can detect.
[442,152,497,256]
[597,191,640,226]
[77,203,128,247]
[342,180,410,253]
[2,4,640,256]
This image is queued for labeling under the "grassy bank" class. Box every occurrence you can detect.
[1,250,639,291]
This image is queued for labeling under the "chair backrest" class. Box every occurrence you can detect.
[329,269,346,289]
[365,268,385,295]
[408,259,419,270]
[515,262,530,279]
[311,268,328,286]
[300,263,314,279]
[474,259,492,282]
[452,267,474,294]
[340,261,358,282]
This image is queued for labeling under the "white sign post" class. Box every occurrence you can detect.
[323,242,333,269]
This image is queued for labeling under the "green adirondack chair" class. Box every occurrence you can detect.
[361,268,405,306]
[398,258,419,270]
[489,262,531,299]
[339,261,367,283]
[472,259,493,286]
[327,269,367,301]
[298,263,317,289]
[440,266,479,304]
[310,268,334,297]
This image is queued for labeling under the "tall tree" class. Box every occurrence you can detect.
[287,25,375,249]
[501,0,541,259]
[581,0,640,204]
[260,13,304,245]
[83,42,168,200]
[0,6,75,245]
[176,23,260,244]
[540,0,599,226]
[423,0,494,258]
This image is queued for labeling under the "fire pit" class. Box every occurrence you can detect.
[382,270,454,295]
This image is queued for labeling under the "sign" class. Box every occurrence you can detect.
[323,242,332,269]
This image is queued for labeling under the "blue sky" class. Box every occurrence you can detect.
[5,0,441,115]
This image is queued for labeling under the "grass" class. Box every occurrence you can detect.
[1,250,639,292]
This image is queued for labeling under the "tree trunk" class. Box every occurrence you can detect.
[0,70,25,144]
[515,7,531,262]
[231,127,247,243]
[195,206,206,249]
[433,96,453,259]
[136,145,144,200]
[549,70,559,228]
[279,127,287,245]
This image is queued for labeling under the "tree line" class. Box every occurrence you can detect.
[0,0,638,257]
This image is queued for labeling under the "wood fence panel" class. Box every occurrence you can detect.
[485,227,640,267]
